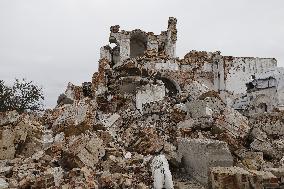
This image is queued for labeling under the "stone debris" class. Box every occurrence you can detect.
[151,155,174,189]
[0,110,20,126]
[1,17,284,188]
[178,138,234,185]
[0,178,8,189]
[209,166,281,189]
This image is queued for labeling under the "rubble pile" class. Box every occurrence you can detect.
[1,17,284,188]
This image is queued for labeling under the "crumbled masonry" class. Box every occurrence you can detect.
[1,17,284,188]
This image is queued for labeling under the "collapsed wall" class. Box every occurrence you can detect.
[1,17,284,189]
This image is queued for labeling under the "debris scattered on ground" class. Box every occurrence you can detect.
[1,17,284,188]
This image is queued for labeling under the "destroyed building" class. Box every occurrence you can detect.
[1,17,284,189]
[234,67,284,114]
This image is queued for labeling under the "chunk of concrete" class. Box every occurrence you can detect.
[136,82,165,111]
[0,110,20,126]
[215,107,250,139]
[151,155,174,189]
[0,178,8,189]
[250,139,276,158]
[0,127,16,159]
[178,138,233,185]
[209,166,252,189]
[67,133,105,168]
[99,113,120,128]
[209,166,279,189]
[52,99,96,136]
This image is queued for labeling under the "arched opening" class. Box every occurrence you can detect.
[122,68,141,77]
[160,77,180,96]
[111,44,120,66]
[118,77,140,95]
[130,33,147,58]
[251,95,271,114]
[258,103,268,113]
[82,82,93,98]
[217,73,221,91]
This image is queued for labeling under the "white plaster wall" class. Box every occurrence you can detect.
[136,83,165,111]
[110,32,130,62]
[147,39,158,51]
[233,95,249,110]
[248,67,284,110]
[195,78,214,91]
[99,113,121,128]
[275,71,284,107]
[213,58,226,91]
[119,38,130,62]
[225,57,277,94]
[155,62,179,71]
[277,86,284,108]
[180,65,193,71]
[202,63,213,72]
[64,82,80,100]
[165,31,176,58]
[184,81,210,100]
[100,47,112,62]
[247,88,278,113]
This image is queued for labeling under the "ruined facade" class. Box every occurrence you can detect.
[1,17,284,189]
[92,17,280,115]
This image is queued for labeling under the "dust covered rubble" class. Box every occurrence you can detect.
[1,17,284,189]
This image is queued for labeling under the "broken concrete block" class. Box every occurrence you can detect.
[78,137,105,167]
[209,166,252,189]
[178,138,233,185]
[177,119,195,129]
[52,99,96,136]
[249,170,279,188]
[53,100,88,126]
[215,107,250,139]
[0,117,39,159]
[0,178,8,189]
[99,113,120,127]
[131,127,164,155]
[0,127,16,159]
[183,81,210,100]
[186,100,209,119]
[250,139,275,158]
[250,127,268,141]
[249,112,284,140]
[67,133,105,168]
[235,149,264,170]
[186,97,223,118]
[136,82,165,111]
[64,82,84,101]
[151,155,174,189]
[57,93,74,106]
[44,167,63,187]
[265,167,284,183]
[0,110,20,126]
[0,166,12,177]
[209,166,280,189]
[137,182,149,189]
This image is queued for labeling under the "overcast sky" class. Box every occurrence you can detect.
[1,0,284,108]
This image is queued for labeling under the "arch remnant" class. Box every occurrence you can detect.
[130,33,147,58]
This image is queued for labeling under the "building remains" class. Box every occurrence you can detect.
[1,17,284,188]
